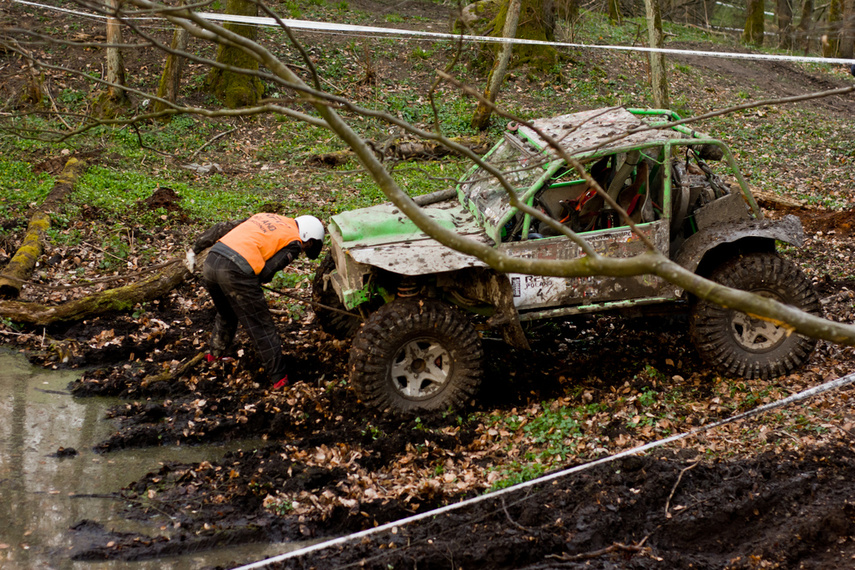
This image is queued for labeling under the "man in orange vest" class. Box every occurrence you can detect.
[188,213,325,389]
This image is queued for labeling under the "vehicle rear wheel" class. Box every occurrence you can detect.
[690,252,821,379]
[349,298,483,414]
[311,252,360,339]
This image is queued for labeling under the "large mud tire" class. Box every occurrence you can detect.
[349,298,483,414]
[311,253,360,339]
[690,252,821,379]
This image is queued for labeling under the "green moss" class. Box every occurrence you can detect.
[484,0,559,72]
[206,0,265,108]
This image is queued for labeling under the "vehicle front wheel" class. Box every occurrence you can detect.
[349,298,483,414]
[690,252,821,379]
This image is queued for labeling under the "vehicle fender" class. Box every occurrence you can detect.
[673,214,805,273]
[447,269,530,351]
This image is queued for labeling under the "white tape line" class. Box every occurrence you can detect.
[230,370,855,570]
[14,0,119,20]
[13,0,855,66]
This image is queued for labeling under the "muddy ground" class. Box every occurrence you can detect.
[10,221,855,570]
[3,0,855,568]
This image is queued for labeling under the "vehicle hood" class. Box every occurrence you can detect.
[330,201,493,276]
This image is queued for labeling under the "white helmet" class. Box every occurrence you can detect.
[295,215,325,242]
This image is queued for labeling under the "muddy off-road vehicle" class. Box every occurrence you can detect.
[312,107,821,414]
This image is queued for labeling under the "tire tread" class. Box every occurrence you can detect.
[690,252,821,380]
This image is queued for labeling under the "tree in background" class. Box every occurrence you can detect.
[608,0,622,24]
[491,0,558,66]
[471,0,521,130]
[841,0,855,58]
[555,0,580,39]
[795,0,814,50]
[93,0,129,117]
[644,0,670,109]
[467,0,558,130]
[206,0,264,108]
[743,0,765,46]
[154,0,189,118]
[664,0,718,27]
[823,0,842,57]
[776,0,793,49]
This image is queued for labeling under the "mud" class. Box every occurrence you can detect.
[14,274,853,568]
[5,244,855,568]
[271,446,855,570]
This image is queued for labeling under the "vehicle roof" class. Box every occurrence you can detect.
[517,107,696,158]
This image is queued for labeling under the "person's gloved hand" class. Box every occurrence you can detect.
[273,376,289,390]
[184,249,196,272]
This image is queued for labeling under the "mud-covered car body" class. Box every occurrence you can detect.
[315,107,819,413]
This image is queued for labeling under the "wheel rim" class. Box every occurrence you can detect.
[390,337,452,400]
[729,292,787,352]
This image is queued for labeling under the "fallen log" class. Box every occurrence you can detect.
[752,188,810,210]
[0,157,86,299]
[306,135,490,167]
[0,256,193,326]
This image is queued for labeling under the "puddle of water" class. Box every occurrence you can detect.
[0,349,310,570]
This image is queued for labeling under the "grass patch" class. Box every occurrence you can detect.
[0,161,54,218]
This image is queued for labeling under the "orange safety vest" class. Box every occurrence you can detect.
[218,214,302,275]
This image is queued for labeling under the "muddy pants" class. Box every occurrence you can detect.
[201,251,286,382]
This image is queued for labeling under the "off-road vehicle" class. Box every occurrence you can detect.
[312,107,821,414]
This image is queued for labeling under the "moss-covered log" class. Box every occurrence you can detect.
[0,158,85,299]
[0,258,192,325]
[307,136,490,166]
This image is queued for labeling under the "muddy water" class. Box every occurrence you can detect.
[0,349,307,569]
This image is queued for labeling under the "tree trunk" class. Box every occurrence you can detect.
[472,0,522,131]
[154,2,189,118]
[824,0,842,56]
[777,0,794,49]
[644,0,670,109]
[796,0,814,51]
[105,0,127,102]
[206,0,264,108]
[666,0,717,26]
[743,0,766,46]
[841,0,855,58]
[556,0,579,30]
[0,257,192,325]
[0,158,86,299]
[608,0,622,23]
[483,0,557,69]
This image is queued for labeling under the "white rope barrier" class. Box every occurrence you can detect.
[13,0,855,67]
[230,370,855,569]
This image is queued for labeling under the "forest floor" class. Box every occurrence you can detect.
[3,0,855,568]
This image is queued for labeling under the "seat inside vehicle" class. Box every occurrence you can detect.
[535,149,665,236]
